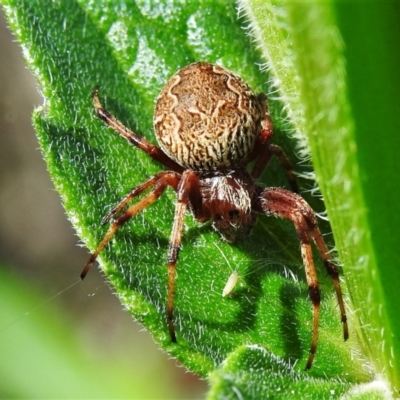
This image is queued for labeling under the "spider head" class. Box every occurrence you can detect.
[200,170,257,242]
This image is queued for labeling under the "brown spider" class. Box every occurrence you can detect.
[81,62,348,369]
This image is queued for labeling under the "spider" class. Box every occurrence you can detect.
[81,62,348,369]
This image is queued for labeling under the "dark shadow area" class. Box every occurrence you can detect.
[279,282,303,364]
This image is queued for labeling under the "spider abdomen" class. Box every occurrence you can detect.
[154,62,265,171]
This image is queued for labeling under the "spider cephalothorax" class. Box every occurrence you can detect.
[81,62,348,369]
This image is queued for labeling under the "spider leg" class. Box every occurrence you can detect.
[101,171,174,225]
[249,99,298,191]
[92,87,183,173]
[266,188,348,341]
[80,172,181,279]
[255,187,333,369]
[166,170,200,342]
[309,226,348,341]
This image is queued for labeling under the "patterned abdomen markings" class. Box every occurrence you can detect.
[154,63,264,170]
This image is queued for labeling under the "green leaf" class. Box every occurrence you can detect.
[208,345,350,399]
[334,3,400,393]
[242,0,400,396]
[208,346,390,400]
[2,0,387,397]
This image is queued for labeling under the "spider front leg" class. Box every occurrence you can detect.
[100,171,175,225]
[80,171,181,279]
[166,170,202,342]
[254,187,348,369]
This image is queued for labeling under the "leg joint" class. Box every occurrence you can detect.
[308,285,321,304]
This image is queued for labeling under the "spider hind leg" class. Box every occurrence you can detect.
[92,87,183,172]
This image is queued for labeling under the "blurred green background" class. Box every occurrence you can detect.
[0,7,207,398]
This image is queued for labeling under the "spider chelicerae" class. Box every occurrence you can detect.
[81,62,348,369]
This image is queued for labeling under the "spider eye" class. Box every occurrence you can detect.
[228,209,240,219]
